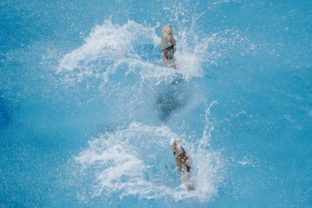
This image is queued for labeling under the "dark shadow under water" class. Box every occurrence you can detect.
[155,76,188,121]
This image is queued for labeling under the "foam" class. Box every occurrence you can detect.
[57,19,256,89]
[56,20,217,87]
[57,20,176,85]
[58,20,157,71]
[74,109,223,202]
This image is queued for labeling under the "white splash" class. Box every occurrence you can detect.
[56,20,218,87]
[74,120,223,202]
[57,20,175,85]
[58,20,158,71]
[57,19,256,87]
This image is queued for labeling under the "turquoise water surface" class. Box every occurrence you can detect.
[1,0,312,207]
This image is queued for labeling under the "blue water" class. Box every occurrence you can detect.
[1,0,312,207]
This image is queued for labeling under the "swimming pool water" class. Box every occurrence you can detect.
[0,0,311,207]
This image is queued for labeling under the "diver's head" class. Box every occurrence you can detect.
[162,24,173,35]
[171,137,182,153]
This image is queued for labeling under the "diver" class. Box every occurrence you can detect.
[171,137,195,190]
[161,24,177,68]
[156,25,184,121]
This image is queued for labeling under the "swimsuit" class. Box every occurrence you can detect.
[162,45,176,60]
[161,34,176,61]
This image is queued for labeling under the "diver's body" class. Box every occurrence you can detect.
[161,24,176,68]
[171,138,195,190]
